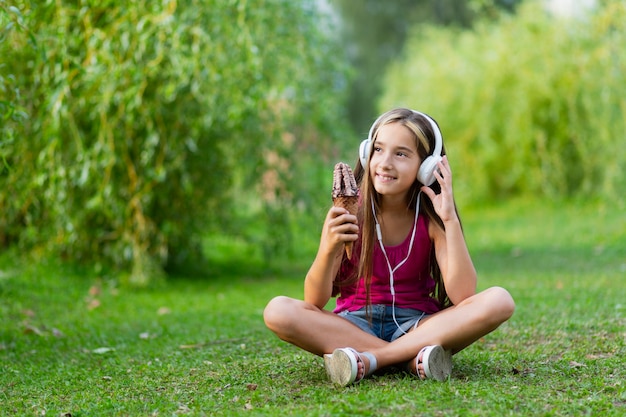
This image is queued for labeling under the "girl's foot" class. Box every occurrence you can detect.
[410,345,452,381]
[324,348,377,386]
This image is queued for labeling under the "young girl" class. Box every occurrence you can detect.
[264,108,515,386]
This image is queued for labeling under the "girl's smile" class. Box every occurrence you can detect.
[375,173,397,182]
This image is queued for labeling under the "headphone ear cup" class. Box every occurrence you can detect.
[417,155,442,185]
[359,139,371,167]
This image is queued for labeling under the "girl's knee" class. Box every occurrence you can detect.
[263,296,298,332]
[485,286,515,322]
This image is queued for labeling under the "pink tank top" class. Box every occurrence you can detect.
[333,214,441,314]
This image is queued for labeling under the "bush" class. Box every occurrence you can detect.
[0,0,349,284]
[0,4,29,178]
[380,1,626,204]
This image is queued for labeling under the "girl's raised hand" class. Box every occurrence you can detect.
[319,206,359,256]
[420,156,458,223]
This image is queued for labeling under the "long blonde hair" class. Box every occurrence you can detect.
[340,108,455,309]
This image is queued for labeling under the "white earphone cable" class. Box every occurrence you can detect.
[372,192,421,335]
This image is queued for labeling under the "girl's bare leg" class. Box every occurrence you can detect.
[263,296,388,356]
[264,286,514,377]
[371,286,515,372]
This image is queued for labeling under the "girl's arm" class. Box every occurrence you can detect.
[430,215,477,304]
[421,156,477,305]
[304,206,359,309]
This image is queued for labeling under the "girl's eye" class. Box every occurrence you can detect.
[397,152,407,157]
[373,146,382,153]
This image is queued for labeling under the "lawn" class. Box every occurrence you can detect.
[1,197,625,416]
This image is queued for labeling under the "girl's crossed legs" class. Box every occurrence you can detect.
[263,286,515,381]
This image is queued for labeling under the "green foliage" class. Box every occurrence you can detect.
[327,0,522,132]
[380,1,626,204]
[0,3,30,170]
[0,1,349,283]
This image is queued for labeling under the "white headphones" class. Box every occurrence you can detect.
[359,109,443,186]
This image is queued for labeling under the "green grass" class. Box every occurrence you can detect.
[1,197,625,416]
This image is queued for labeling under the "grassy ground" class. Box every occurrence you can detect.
[1,197,625,416]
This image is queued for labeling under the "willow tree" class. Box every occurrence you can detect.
[0,0,349,284]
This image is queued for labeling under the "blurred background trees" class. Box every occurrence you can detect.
[0,4,29,176]
[379,0,626,203]
[328,0,521,132]
[1,0,624,283]
[0,0,349,284]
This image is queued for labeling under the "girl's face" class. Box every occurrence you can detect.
[369,122,420,201]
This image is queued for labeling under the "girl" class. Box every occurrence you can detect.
[264,108,515,386]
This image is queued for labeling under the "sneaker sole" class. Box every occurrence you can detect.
[422,345,452,381]
[324,348,357,386]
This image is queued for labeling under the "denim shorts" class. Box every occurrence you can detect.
[337,304,429,342]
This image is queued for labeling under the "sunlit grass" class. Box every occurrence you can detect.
[1,198,625,416]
